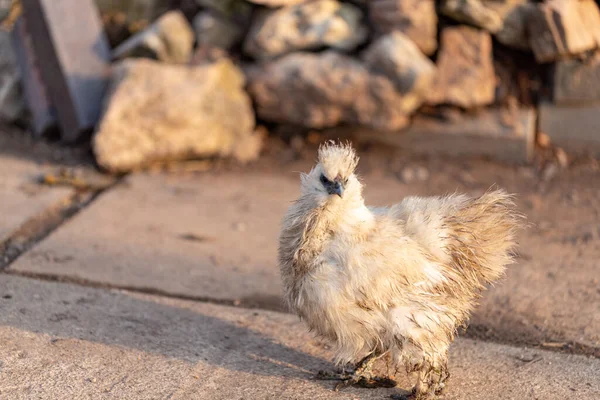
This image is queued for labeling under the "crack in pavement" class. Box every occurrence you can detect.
[0,180,121,271]
[0,269,281,311]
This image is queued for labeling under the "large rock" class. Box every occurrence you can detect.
[528,0,600,63]
[441,1,535,50]
[494,2,534,50]
[362,31,436,114]
[441,0,504,33]
[427,26,495,109]
[441,0,532,50]
[244,0,368,59]
[112,10,194,63]
[93,59,260,173]
[193,11,243,50]
[368,0,437,55]
[247,51,410,131]
[0,30,24,122]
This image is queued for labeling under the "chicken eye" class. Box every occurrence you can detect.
[320,174,330,185]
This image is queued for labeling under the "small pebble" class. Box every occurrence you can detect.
[537,132,551,148]
[541,163,558,181]
[233,222,246,232]
[399,166,429,184]
[415,166,430,181]
[555,148,569,168]
[400,168,415,184]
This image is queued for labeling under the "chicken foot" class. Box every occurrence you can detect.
[314,353,396,391]
[412,361,450,399]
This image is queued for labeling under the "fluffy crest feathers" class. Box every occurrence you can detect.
[317,141,359,180]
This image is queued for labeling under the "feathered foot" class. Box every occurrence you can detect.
[411,361,450,399]
[314,353,396,391]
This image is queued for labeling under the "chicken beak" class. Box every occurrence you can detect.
[333,182,344,198]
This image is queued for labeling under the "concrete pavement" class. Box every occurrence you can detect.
[1,148,600,399]
[0,154,72,244]
[1,274,599,400]
[9,167,600,350]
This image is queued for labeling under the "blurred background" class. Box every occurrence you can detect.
[0,1,599,397]
[1,0,600,168]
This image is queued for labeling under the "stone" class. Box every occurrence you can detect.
[0,154,73,244]
[2,273,600,399]
[427,26,495,109]
[113,10,194,63]
[193,11,243,50]
[398,166,429,184]
[0,29,24,122]
[494,2,534,50]
[361,31,436,114]
[528,0,600,63]
[10,17,57,136]
[93,58,260,173]
[538,101,600,157]
[247,51,410,131]
[441,0,504,33]
[368,0,437,55]
[244,0,368,59]
[21,0,111,142]
[344,107,536,163]
[441,0,533,50]
[553,52,600,104]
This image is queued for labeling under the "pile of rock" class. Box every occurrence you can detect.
[2,0,600,171]
[1,0,262,173]
[177,0,600,161]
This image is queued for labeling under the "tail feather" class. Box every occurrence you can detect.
[445,189,524,287]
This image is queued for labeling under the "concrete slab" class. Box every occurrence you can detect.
[10,172,296,304]
[11,17,57,136]
[21,0,111,142]
[335,108,536,164]
[10,167,600,352]
[8,171,434,306]
[0,154,72,243]
[539,101,600,157]
[471,177,600,351]
[0,274,599,399]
